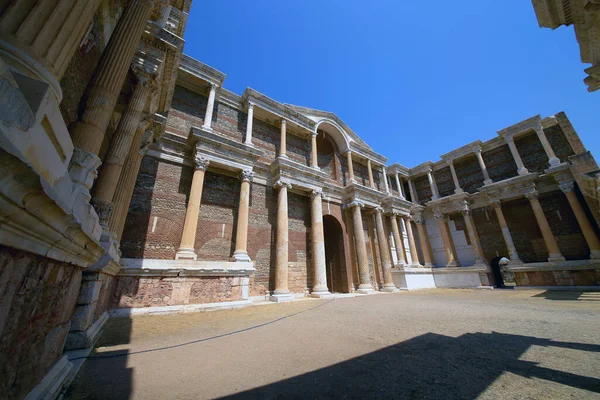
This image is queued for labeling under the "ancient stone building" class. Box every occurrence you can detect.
[0,1,599,399]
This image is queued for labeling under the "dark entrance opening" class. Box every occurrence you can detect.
[323,215,346,293]
[490,257,505,288]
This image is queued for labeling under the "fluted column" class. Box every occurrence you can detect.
[70,0,155,156]
[534,128,561,167]
[491,200,522,264]
[404,216,421,266]
[244,102,254,145]
[91,72,152,226]
[390,214,407,266]
[347,151,355,183]
[109,125,148,242]
[559,182,600,259]
[475,147,493,185]
[414,215,434,267]
[175,156,210,260]
[460,206,487,268]
[0,0,103,89]
[525,191,565,262]
[231,169,254,262]
[202,83,218,131]
[447,160,463,194]
[506,137,529,176]
[349,201,374,293]
[279,119,287,158]
[367,159,375,188]
[311,132,319,169]
[345,207,360,290]
[434,210,460,267]
[273,180,292,297]
[373,208,396,291]
[311,189,330,296]
[427,168,439,200]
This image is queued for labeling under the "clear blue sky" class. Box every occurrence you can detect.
[183,0,599,168]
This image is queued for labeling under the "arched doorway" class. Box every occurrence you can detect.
[323,215,346,293]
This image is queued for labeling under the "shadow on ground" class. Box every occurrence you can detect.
[532,290,600,301]
[220,331,600,399]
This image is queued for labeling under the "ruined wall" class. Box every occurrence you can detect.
[0,248,81,400]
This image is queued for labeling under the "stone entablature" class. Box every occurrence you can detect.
[179,54,226,87]
[192,126,262,171]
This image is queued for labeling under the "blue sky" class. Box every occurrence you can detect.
[183,0,599,168]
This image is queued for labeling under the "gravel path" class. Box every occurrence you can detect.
[66,289,600,399]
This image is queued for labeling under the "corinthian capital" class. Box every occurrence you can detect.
[194,154,210,171]
[240,169,254,182]
[273,180,292,190]
[311,189,323,198]
[559,181,575,193]
[524,190,539,201]
[347,200,364,209]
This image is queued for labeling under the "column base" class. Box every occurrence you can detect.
[454,188,464,194]
[310,291,333,298]
[381,285,399,293]
[175,249,197,260]
[446,261,461,267]
[231,251,251,262]
[548,253,566,262]
[590,250,600,259]
[548,157,561,167]
[423,262,434,268]
[356,288,376,294]
[269,293,296,303]
[483,179,493,185]
[201,124,213,132]
[517,167,529,176]
[409,261,422,267]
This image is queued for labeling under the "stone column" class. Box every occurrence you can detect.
[374,208,397,291]
[365,213,381,289]
[311,132,319,169]
[310,189,330,297]
[201,83,218,131]
[382,167,390,194]
[279,119,287,158]
[408,179,419,203]
[349,201,374,293]
[231,169,254,262]
[535,128,561,167]
[91,72,152,226]
[367,159,375,188]
[525,191,565,262]
[175,156,210,260]
[559,182,600,259]
[390,214,407,266]
[414,215,434,267]
[345,207,359,290]
[109,126,148,241]
[447,160,463,194]
[460,206,487,267]
[272,180,292,299]
[395,173,405,199]
[506,137,529,176]
[69,0,155,157]
[491,200,522,264]
[434,210,460,267]
[347,151,355,183]
[403,216,421,266]
[244,102,254,145]
[475,148,493,185]
[427,168,440,200]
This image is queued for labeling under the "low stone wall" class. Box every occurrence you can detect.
[0,247,81,400]
[391,266,489,290]
[111,259,254,309]
[507,260,600,287]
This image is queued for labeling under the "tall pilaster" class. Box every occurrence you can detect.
[414,214,434,267]
[526,191,565,262]
[91,72,152,226]
[175,155,210,260]
[202,83,218,131]
[347,151,355,183]
[374,208,397,291]
[390,214,407,266]
[231,169,254,262]
[491,200,522,264]
[279,119,287,158]
[349,201,374,293]
[404,216,421,266]
[447,160,463,194]
[559,182,600,259]
[311,189,330,297]
[475,147,493,185]
[534,128,561,167]
[506,137,529,176]
[272,180,292,300]
[311,132,319,169]
[244,102,254,145]
[367,159,375,188]
[434,210,460,267]
[427,168,440,200]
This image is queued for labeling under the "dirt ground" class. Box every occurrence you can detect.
[66,289,600,399]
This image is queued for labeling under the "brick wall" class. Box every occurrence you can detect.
[414,174,432,205]
[246,183,275,296]
[544,124,575,163]
[213,101,245,143]
[353,161,370,187]
[503,198,547,263]
[433,166,454,197]
[472,206,509,263]
[317,134,336,179]
[288,191,311,293]
[0,248,82,400]
[482,144,518,182]
[94,273,116,321]
[455,156,485,194]
[515,132,548,174]
[515,270,599,286]
[167,86,207,137]
[288,132,310,167]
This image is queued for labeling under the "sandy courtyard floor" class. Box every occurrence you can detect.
[66,289,600,399]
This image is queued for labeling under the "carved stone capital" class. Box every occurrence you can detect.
[433,209,445,220]
[273,180,292,190]
[240,169,254,182]
[559,181,575,193]
[347,200,364,209]
[374,206,384,214]
[490,199,502,208]
[194,154,210,171]
[311,189,323,199]
[412,213,424,224]
[91,199,113,227]
[524,190,539,201]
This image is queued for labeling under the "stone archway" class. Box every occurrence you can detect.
[323,215,347,293]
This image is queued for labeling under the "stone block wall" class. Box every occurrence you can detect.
[514,269,599,287]
[0,248,82,400]
[353,161,370,187]
[246,183,275,296]
[288,191,311,293]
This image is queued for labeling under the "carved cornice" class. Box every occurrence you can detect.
[497,114,542,141]
[179,54,226,86]
[191,126,262,171]
[346,200,365,209]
